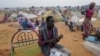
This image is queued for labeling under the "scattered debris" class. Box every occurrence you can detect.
[73,36,78,41]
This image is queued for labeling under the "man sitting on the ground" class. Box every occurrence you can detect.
[38,16,71,56]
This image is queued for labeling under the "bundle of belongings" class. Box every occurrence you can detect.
[50,48,70,56]
[83,28,100,56]
[65,15,79,32]
[95,28,100,40]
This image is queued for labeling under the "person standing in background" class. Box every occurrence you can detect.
[3,12,8,23]
[41,17,46,27]
[82,2,96,39]
[35,18,40,27]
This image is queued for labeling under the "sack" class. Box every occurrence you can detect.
[21,20,32,28]
[50,48,69,56]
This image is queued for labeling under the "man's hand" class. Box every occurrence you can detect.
[44,39,54,43]
[44,34,63,43]
[59,34,63,39]
[56,34,63,42]
[49,39,55,42]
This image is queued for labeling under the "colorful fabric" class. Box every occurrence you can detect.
[85,36,100,44]
[83,19,92,37]
[83,8,94,37]
[86,9,94,20]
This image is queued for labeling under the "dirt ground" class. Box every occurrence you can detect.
[0,16,100,56]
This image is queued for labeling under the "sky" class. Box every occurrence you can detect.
[0,0,100,8]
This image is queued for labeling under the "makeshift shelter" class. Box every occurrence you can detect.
[70,11,81,27]
[19,11,37,19]
[9,13,17,19]
[71,15,80,26]
[43,10,63,21]
[8,13,17,22]
[37,9,46,16]
[70,11,97,30]
[27,14,37,19]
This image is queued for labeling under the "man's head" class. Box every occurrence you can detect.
[46,16,55,30]
[89,2,96,9]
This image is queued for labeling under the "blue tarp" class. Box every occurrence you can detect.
[85,36,100,44]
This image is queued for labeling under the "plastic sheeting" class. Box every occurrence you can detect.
[70,15,81,26]
[85,36,100,44]
[19,11,37,19]
[50,48,69,56]
[71,11,97,23]
[79,18,97,23]
[9,13,17,19]
[71,15,79,24]
[27,14,37,19]
[43,10,63,21]
[38,9,46,15]
[82,41,100,56]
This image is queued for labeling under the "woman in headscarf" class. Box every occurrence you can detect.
[82,2,96,39]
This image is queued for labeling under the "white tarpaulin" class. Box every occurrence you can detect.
[71,11,97,23]
[19,11,37,19]
[71,15,79,23]
[38,9,46,15]
[70,15,80,26]
[98,9,100,18]
[9,13,17,19]
[28,14,37,19]
[50,48,69,56]
[79,18,97,23]
[82,41,100,56]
